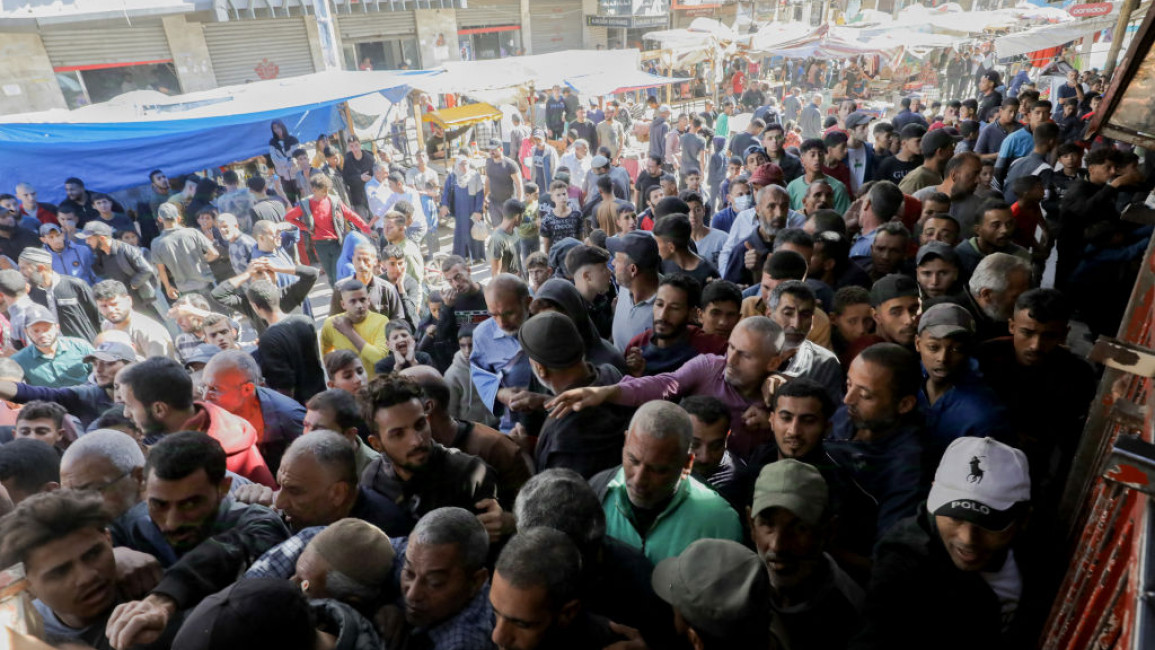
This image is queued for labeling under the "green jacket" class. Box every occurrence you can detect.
[595,466,743,565]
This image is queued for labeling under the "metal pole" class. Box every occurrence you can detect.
[1103,0,1139,79]
[311,0,342,71]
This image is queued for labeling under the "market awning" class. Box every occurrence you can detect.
[423,102,503,129]
[565,70,690,96]
[0,69,436,197]
[994,4,1149,58]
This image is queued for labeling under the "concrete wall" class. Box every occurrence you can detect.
[163,15,217,93]
[415,9,461,68]
[519,0,534,55]
[0,32,67,115]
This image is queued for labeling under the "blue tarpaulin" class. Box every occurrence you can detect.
[0,69,435,198]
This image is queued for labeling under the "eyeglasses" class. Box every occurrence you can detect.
[73,470,132,493]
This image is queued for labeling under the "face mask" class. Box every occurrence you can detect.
[733,195,752,211]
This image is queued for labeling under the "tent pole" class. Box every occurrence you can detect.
[1102,0,1138,79]
[411,91,427,162]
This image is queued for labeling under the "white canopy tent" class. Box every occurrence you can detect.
[995,3,1150,58]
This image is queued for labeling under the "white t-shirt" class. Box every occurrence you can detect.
[980,549,1022,632]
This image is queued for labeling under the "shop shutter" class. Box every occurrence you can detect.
[41,22,171,70]
[457,0,520,28]
[530,0,583,53]
[337,11,418,40]
[203,19,317,87]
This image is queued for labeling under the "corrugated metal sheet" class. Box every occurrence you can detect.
[530,0,582,53]
[337,11,417,39]
[457,0,520,28]
[203,18,317,86]
[41,22,171,69]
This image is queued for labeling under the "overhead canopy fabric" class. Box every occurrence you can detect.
[763,25,898,59]
[994,4,1148,58]
[565,70,690,96]
[0,70,434,196]
[416,49,641,98]
[423,102,503,129]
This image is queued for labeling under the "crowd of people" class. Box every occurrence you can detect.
[0,51,1142,650]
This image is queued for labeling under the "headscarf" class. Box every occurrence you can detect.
[454,156,484,195]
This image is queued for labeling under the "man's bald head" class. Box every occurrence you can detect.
[399,365,451,414]
[484,274,532,335]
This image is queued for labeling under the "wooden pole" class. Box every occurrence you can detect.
[1103,0,1139,79]
[411,91,427,161]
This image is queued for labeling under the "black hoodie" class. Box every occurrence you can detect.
[535,278,626,373]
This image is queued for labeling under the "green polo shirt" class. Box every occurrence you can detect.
[786,174,851,214]
[12,336,94,388]
[601,467,743,565]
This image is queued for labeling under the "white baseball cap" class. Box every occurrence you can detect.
[927,437,1030,530]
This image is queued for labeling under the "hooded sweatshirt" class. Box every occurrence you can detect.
[535,279,627,373]
[534,363,632,479]
[182,401,277,487]
[445,349,500,428]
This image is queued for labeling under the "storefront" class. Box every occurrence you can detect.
[589,0,670,50]
[41,21,179,108]
[531,0,585,53]
[337,11,420,70]
[457,0,523,60]
[203,19,318,87]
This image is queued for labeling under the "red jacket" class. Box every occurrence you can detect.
[182,402,276,487]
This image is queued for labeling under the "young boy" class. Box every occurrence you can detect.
[821,131,852,192]
[919,192,951,226]
[716,156,744,211]
[443,325,499,427]
[638,184,665,231]
[375,320,433,374]
[700,279,743,340]
[1043,142,1087,217]
[517,182,541,270]
[539,180,584,254]
[420,180,440,257]
[525,251,551,294]
[830,285,875,369]
[976,160,996,199]
[324,349,367,395]
[653,214,719,286]
[488,198,523,278]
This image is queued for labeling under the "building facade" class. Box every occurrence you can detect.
[0,0,636,116]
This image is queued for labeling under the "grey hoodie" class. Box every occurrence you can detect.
[446,349,500,427]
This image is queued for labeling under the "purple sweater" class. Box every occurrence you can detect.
[613,354,768,458]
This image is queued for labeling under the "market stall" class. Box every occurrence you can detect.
[421,102,504,160]
[0,69,435,194]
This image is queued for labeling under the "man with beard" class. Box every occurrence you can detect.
[766,281,842,403]
[721,184,792,285]
[683,395,746,512]
[60,176,121,225]
[118,357,275,487]
[801,180,834,219]
[93,279,175,359]
[827,343,927,541]
[10,305,93,388]
[955,201,1030,278]
[625,274,726,377]
[106,432,289,649]
[425,255,488,370]
[976,289,1095,517]
[19,247,101,343]
[588,401,743,565]
[748,460,865,649]
[0,205,43,263]
[522,312,631,479]
[0,340,130,428]
[914,304,1010,463]
[359,374,505,539]
[548,317,786,459]
[0,491,183,649]
[609,231,662,351]
[470,274,534,432]
[962,252,1031,342]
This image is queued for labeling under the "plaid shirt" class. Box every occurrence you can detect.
[244,526,324,579]
[393,537,496,649]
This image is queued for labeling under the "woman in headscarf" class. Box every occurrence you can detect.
[268,120,300,198]
[530,278,626,373]
[440,156,485,262]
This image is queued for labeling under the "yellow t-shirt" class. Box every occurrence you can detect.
[320,311,390,378]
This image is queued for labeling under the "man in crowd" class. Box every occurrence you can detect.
[11,305,93,388]
[962,252,1032,342]
[94,279,175,359]
[787,139,851,214]
[912,152,984,237]
[19,244,99,345]
[151,203,220,302]
[469,274,533,431]
[41,221,96,285]
[321,279,391,379]
[955,199,1028,278]
[85,221,162,322]
[898,129,958,194]
[548,316,785,458]
[247,279,326,404]
[610,231,661,351]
